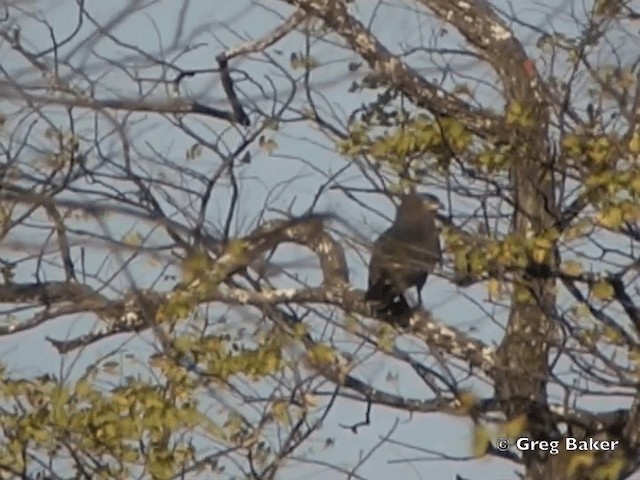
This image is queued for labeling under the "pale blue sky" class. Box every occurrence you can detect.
[1,0,638,479]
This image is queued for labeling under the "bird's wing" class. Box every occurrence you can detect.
[432,223,443,267]
[433,217,442,258]
[367,229,391,286]
[366,228,404,304]
[414,220,442,268]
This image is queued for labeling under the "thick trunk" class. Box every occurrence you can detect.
[497,215,558,478]
[496,124,558,478]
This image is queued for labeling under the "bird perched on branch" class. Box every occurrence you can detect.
[365,193,443,318]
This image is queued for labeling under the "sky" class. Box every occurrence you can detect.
[1,0,638,479]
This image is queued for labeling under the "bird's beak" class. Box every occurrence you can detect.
[426,200,443,211]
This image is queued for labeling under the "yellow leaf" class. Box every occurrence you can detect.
[306,344,336,367]
[377,323,396,352]
[259,352,281,376]
[293,323,309,338]
[567,452,596,477]
[574,302,590,318]
[561,133,583,157]
[471,424,491,457]
[531,247,547,264]
[603,326,623,345]
[587,135,612,164]
[74,379,93,398]
[487,279,501,300]
[593,456,627,480]
[591,281,614,301]
[564,219,591,241]
[121,231,142,246]
[561,260,583,276]
[514,285,534,303]
[596,206,623,229]
[344,316,359,333]
[181,252,212,283]
[455,390,478,415]
[628,348,640,364]
[226,239,248,258]
[259,136,278,154]
[502,414,528,438]
[506,101,533,127]
[629,131,640,154]
[594,0,622,17]
[621,201,640,222]
[302,393,317,408]
[270,400,289,424]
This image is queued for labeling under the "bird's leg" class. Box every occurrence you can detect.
[416,287,423,309]
[381,294,410,317]
[398,293,410,312]
[387,294,412,327]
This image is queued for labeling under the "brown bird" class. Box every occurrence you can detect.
[365,193,443,317]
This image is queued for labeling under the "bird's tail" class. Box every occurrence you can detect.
[365,281,412,319]
[364,280,394,304]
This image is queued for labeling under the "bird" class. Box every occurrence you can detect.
[365,193,443,318]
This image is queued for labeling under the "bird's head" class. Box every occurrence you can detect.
[399,193,443,213]
[418,193,444,212]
